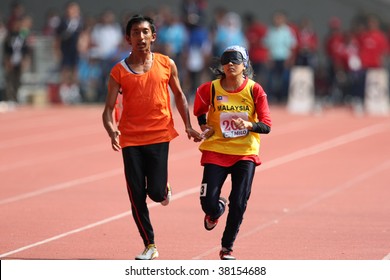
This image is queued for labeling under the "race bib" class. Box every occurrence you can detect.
[220,112,249,138]
[200,183,207,197]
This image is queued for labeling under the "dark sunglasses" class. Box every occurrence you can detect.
[220,51,244,65]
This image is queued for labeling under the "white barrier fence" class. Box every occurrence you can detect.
[364,68,390,116]
[287,66,390,116]
[287,66,315,115]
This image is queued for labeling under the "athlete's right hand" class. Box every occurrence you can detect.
[200,124,214,140]
[110,130,121,151]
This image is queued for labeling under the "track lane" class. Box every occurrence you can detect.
[1,105,389,260]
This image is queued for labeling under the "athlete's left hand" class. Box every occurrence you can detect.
[233,118,253,130]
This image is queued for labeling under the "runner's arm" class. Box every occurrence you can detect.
[169,59,202,142]
[102,76,122,151]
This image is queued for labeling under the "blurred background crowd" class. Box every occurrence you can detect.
[1,0,390,113]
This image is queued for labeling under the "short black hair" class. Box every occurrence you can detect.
[125,14,156,35]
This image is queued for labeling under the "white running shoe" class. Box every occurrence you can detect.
[135,244,159,260]
[161,183,172,206]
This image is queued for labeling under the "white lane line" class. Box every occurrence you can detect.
[0,122,388,258]
[0,187,199,259]
[192,219,280,260]
[259,122,389,172]
[4,120,387,205]
[0,113,97,133]
[0,169,123,205]
[0,125,101,150]
[294,160,390,211]
[0,144,108,173]
[0,149,200,206]
[0,116,319,172]
[0,211,131,259]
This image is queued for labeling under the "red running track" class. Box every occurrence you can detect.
[1,104,389,260]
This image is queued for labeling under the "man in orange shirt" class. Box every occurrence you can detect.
[102,14,201,260]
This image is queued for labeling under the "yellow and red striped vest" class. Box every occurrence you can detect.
[199,79,261,155]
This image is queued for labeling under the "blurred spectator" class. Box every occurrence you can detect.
[2,16,32,103]
[90,10,123,62]
[288,18,299,61]
[213,11,247,57]
[0,2,388,112]
[77,16,95,58]
[108,37,131,66]
[264,10,296,103]
[352,14,389,112]
[156,6,188,80]
[181,0,210,100]
[341,31,361,73]
[183,21,211,103]
[341,30,362,105]
[295,17,318,68]
[6,1,25,31]
[357,14,388,70]
[181,0,208,27]
[55,1,83,104]
[209,6,227,57]
[19,14,33,40]
[243,12,268,84]
[89,9,123,102]
[0,15,7,40]
[324,16,345,104]
[0,14,7,99]
[42,8,61,36]
[77,15,101,103]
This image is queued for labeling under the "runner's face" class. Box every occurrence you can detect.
[223,63,245,78]
[222,55,245,77]
[127,21,156,52]
[221,51,245,77]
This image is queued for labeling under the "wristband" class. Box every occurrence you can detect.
[197,114,207,126]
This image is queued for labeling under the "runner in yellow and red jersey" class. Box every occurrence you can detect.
[194,45,272,260]
[102,14,201,260]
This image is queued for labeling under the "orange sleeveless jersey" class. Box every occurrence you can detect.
[110,53,178,147]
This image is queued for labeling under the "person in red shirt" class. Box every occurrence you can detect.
[102,14,201,260]
[243,13,268,84]
[353,14,388,107]
[357,15,388,69]
[295,17,318,68]
[337,29,362,108]
[324,17,346,103]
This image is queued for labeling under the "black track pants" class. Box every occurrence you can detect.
[200,161,256,251]
[122,142,169,246]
